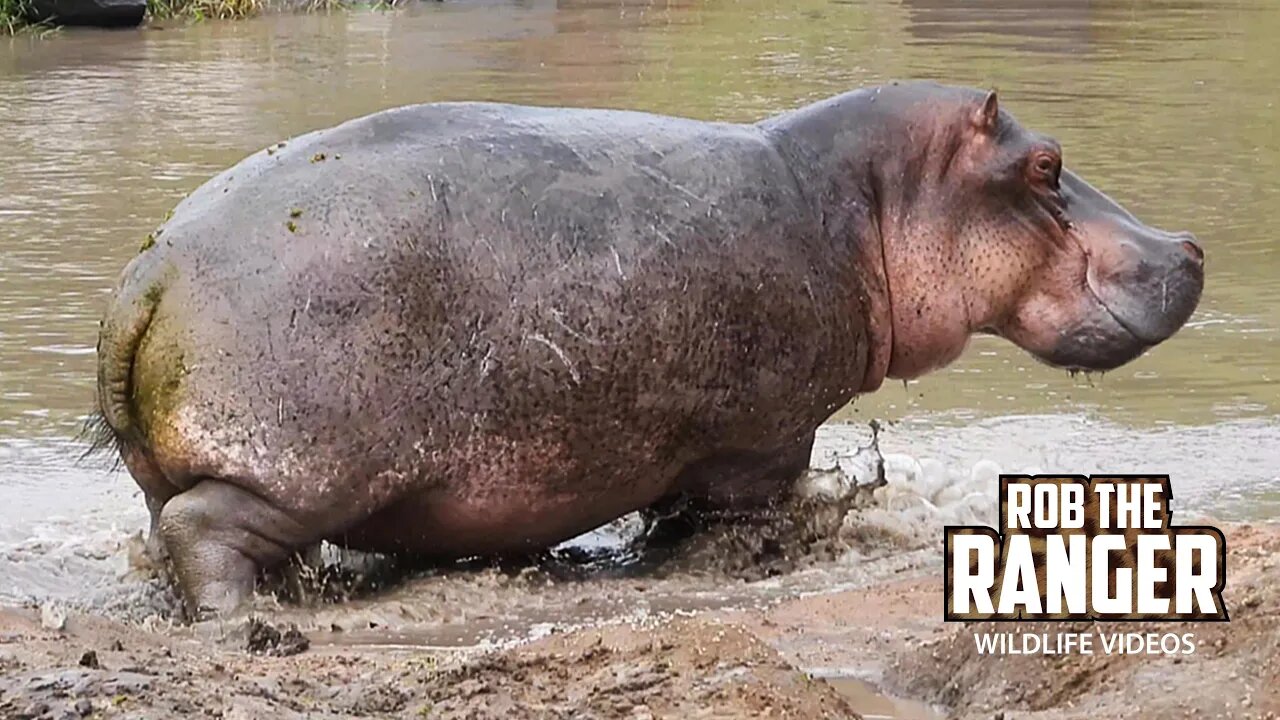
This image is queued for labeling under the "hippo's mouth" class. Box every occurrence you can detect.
[1084,270,1156,346]
[1012,251,1158,372]
[1085,259,1199,347]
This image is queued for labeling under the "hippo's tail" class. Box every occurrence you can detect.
[80,411,124,467]
[82,264,163,466]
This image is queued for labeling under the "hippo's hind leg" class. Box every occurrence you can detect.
[116,444,175,567]
[644,432,815,542]
[157,479,307,619]
[117,441,304,617]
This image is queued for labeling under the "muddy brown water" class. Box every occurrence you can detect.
[0,3,1277,703]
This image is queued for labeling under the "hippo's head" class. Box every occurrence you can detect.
[848,85,1204,382]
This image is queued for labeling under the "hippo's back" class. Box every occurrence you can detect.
[144,101,813,347]
[168,101,796,271]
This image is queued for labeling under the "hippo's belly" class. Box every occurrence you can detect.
[338,471,671,557]
[335,434,683,557]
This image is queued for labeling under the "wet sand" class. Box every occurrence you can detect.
[1,524,1275,719]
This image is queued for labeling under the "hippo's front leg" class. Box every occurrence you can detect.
[675,432,816,512]
[157,480,307,619]
[646,432,816,541]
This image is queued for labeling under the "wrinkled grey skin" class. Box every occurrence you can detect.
[93,82,1203,618]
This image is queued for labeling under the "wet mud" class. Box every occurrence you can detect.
[1,525,1275,719]
[1,445,1276,720]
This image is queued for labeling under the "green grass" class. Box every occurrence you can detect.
[0,0,57,36]
[147,0,261,21]
[144,0,181,18]
[300,0,411,13]
[6,0,412,33]
[302,0,347,12]
[0,0,25,34]
[147,0,413,22]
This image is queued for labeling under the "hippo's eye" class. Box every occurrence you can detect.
[1030,152,1061,185]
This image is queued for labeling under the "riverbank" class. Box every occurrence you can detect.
[1,524,1275,719]
[146,0,420,23]
[0,0,417,35]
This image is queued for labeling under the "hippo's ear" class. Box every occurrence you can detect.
[972,90,999,133]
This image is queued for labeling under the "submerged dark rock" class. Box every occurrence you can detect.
[24,0,146,28]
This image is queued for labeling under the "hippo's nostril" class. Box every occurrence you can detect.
[1180,239,1204,265]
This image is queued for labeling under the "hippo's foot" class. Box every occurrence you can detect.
[639,433,816,554]
[664,433,815,517]
[638,495,701,550]
[143,495,172,566]
[639,493,792,552]
[157,480,305,621]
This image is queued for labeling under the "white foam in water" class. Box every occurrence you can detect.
[797,432,1007,549]
[851,456,1002,544]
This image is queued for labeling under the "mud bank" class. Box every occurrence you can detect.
[1,525,1275,719]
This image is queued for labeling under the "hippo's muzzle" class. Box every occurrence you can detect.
[1086,229,1204,346]
[1046,170,1205,370]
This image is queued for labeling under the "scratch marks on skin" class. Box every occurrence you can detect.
[550,307,600,346]
[802,279,825,330]
[427,173,451,233]
[527,332,581,385]
[637,165,709,206]
[612,247,627,280]
[479,236,508,285]
[653,226,676,249]
[470,313,498,383]
[478,346,495,382]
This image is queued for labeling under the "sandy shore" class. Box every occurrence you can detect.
[1,525,1276,719]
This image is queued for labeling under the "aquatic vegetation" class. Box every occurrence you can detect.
[147,0,260,20]
[189,0,261,20]
[143,0,181,19]
[9,0,423,31]
[0,0,27,34]
[0,0,56,35]
[306,0,413,12]
[303,0,347,12]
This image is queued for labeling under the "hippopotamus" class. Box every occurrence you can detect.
[92,81,1204,618]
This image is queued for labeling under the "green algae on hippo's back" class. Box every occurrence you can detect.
[139,210,178,254]
[91,83,1202,619]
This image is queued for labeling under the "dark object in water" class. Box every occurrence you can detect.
[25,0,145,28]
